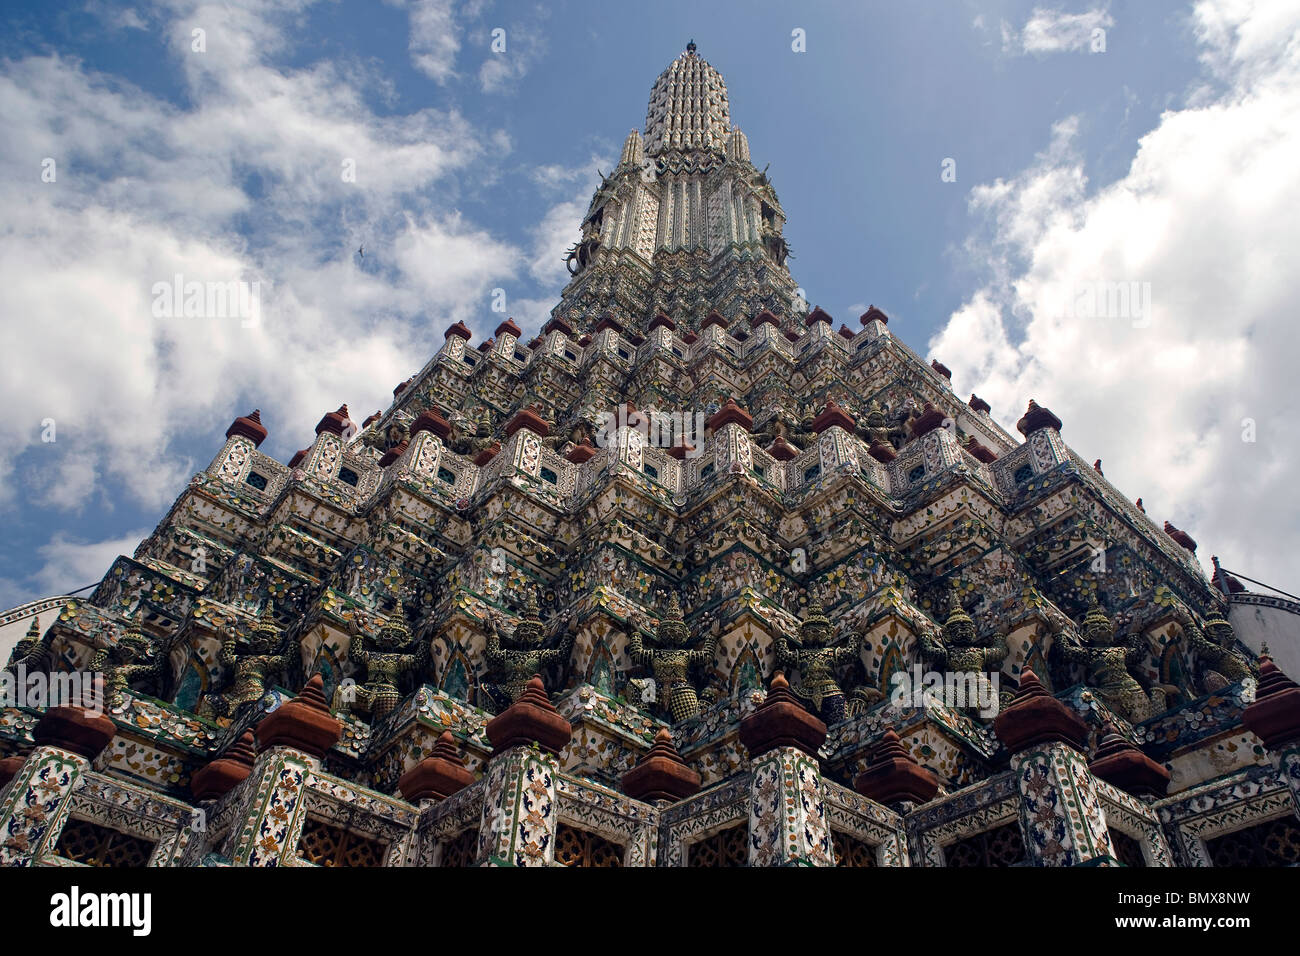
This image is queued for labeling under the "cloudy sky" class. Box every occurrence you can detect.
[0,0,1296,607]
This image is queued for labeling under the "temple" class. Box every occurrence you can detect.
[3,43,1299,868]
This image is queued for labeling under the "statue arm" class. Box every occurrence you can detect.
[87,645,111,675]
[984,636,1010,668]
[834,627,864,663]
[626,626,649,668]
[690,629,719,666]
[1183,620,1213,657]
[1054,636,1088,665]
[484,615,507,668]
[774,628,798,671]
[1124,632,1149,668]
[219,632,239,669]
[916,628,948,670]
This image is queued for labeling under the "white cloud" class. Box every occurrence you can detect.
[1003,6,1114,55]
[476,19,547,94]
[0,530,151,609]
[0,0,598,610]
[932,0,1300,590]
[525,158,609,287]
[399,0,461,83]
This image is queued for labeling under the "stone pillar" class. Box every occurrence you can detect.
[1242,649,1300,817]
[439,320,472,361]
[0,705,116,866]
[493,318,521,359]
[478,676,572,866]
[994,669,1116,866]
[739,672,833,867]
[225,676,342,867]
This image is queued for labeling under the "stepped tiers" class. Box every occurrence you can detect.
[2,42,1295,870]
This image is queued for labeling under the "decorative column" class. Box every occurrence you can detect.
[994,669,1115,866]
[1242,648,1300,817]
[0,704,116,866]
[478,676,572,866]
[226,675,342,866]
[738,672,833,867]
[493,318,521,359]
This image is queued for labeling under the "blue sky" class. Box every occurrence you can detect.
[1,0,1298,607]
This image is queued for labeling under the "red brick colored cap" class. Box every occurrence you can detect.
[191,731,256,800]
[648,311,676,332]
[860,305,889,326]
[751,309,780,329]
[769,436,799,461]
[965,436,998,463]
[254,675,343,759]
[853,729,940,805]
[701,310,728,331]
[868,440,897,464]
[738,671,827,759]
[485,676,573,755]
[909,403,947,438]
[495,318,522,339]
[707,398,753,432]
[288,448,309,469]
[622,728,702,802]
[542,316,574,338]
[1163,521,1198,554]
[1087,723,1170,798]
[32,705,117,761]
[567,442,597,463]
[930,359,952,380]
[226,409,268,447]
[378,439,409,467]
[505,405,550,438]
[1242,648,1300,749]
[968,393,991,414]
[398,730,476,803]
[0,753,27,789]
[1015,399,1062,436]
[812,399,855,434]
[444,320,472,341]
[992,669,1088,754]
[805,306,832,327]
[315,404,352,436]
[410,407,453,440]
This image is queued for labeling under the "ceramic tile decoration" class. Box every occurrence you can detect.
[2,41,1298,869]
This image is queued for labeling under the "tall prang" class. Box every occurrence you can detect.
[558,39,800,336]
[3,44,1298,869]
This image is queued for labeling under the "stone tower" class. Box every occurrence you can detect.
[2,43,1298,869]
